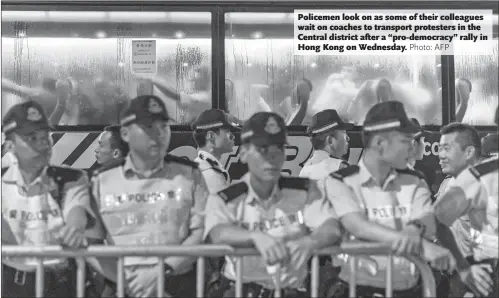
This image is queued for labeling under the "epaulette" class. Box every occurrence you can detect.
[396,168,427,181]
[329,165,360,181]
[1,167,9,177]
[92,158,125,176]
[217,182,248,203]
[47,166,84,184]
[469,158,498,180]
[165,154,198,168]
[278,177,309,190]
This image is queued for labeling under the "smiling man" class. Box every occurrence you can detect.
[94,125,129,166]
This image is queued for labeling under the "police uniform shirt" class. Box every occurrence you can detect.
[204,173,335,289]
[195,150,230,194]
[91,154,209,271]
[437,157,498,261]
[299,150,348,188]
[2,164,96,271]
[324,160,435,290]
[436,174,474,257]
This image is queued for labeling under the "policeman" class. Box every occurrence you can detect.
[299,109,353,184]
[435,123,482,259]
[408,118,429,170]
[435,108,498,298]
[298,109,353,294]
[90,95,209,297]
[2,101,96,297]
[94,124,129,167]
[192,109,239,194]
[324,101,455,298]
[204,112,342,298]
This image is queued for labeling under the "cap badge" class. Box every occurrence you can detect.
[264,116,281,135]
[26,107,42,121]
[148,98,163,114]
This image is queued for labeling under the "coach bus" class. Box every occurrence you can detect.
[1,0,498,193]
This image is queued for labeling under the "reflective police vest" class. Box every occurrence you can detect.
[94,156,198,266]
[468,158,498,261]
[2,165,82,270]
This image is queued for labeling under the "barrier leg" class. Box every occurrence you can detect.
[385,254,393,298]
[348,257,356,298]
[310,255,320,298]
[235,257,243,297]
[117,257,125,298]
[36,259,45,298]
[274,265,281,298]
[76,257,86,298]
[197,257,205,298]
[157,258,164,297]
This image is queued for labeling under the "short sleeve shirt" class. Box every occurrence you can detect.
[204,173,336,289]
[324,160,434,290]
[299,150,347,190]
[2,164,95,271]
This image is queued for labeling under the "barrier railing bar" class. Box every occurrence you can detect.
[386,254,393,298]
[157,257,165,297]
[196,257,205,298]
[235,257,243,297]
[348,256,356,298]
[310,255,319,298]
[36,258,44,298]
[2,242,437,298]
[76,257,86,298]
[117,257,125,298]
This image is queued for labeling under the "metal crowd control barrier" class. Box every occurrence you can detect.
[2,242,436,298]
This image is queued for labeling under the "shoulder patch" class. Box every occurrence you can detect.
[217,182,248,203]
[47,166,84,184]
[396,168,426,181]
[1,167,9,177]
[469,158,498,180]
[92,158,125,176]
[329,165,360,181]
[278,177,309,190]
[165,154,198,168]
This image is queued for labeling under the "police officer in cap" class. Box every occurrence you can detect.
[90,95,209,297]
[192,109,240,194]
[324,101,456,298]
[435,106,498,298]
[300,109,354,183]
[2,101,97,297]
[204,112,342,298]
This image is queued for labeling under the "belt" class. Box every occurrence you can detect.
[224,278,308,298]
[2,263,70,286]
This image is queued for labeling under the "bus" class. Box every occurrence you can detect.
[1,0,498,193]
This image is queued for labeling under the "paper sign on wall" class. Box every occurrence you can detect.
[131,40,157,74]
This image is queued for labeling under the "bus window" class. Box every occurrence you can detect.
[225,12,442,126]
[454,38,498,125]
[1,11,212,126]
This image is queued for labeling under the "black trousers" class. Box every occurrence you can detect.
[326,279,422,298]
[2,264,76,298]
[208,275,309,298]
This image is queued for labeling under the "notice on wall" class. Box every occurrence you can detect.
[131,40,157,74]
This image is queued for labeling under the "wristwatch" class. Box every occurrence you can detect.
[407,220,426,237]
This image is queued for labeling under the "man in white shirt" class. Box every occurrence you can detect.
[192,109,240,194]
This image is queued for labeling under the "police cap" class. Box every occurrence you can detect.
[120,95,169,126]
[2,101,52,135]
[192,109,240,131]
[363,101,418,133]
[308,109,354,136]
[241,112,287,146]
